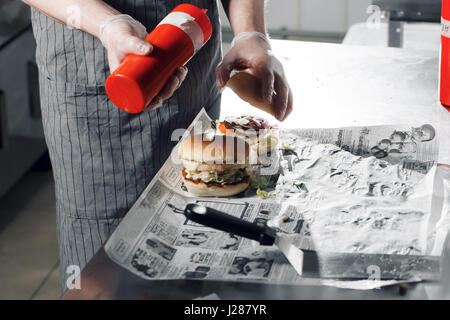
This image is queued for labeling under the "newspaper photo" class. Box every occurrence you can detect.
[104,108,448,288]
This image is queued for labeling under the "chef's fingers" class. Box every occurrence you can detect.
[175,66,189,89]
[120,36,153,56]
[251,64,275,104]
[158,66,188,100]
[130,20,149,40]
[284,85,294,121]
[216,52,246,88]
[273,74,289,121]
[108,51,122,74]
[145,67,188,111]
[216,59,234,88]
[107,36,152,73]
[145,96,163,111]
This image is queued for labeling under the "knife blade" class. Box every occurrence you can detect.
[184,203,304,276]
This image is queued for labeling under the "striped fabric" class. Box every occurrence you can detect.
[30,0,222,292]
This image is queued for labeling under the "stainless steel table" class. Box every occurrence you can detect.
[61,248,442,300]
[62,40,450,300]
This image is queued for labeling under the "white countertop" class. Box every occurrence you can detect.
[220,40,450,164]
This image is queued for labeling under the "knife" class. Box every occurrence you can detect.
[184,203,304,276]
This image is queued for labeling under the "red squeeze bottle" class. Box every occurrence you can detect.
[441,0,450,110]
[105,4,212,113]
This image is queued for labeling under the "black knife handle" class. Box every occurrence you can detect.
[184,204,276,246]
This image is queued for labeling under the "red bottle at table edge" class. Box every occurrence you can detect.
[105,4,212,113]
[440,0,450,111]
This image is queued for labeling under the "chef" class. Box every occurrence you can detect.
[22,0,293,291]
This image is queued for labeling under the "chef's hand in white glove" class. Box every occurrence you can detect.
[99,14,188,110]
[216,32,293,121]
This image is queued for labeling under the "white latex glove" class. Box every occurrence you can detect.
[99,14,188,110]
[216,32,293,121]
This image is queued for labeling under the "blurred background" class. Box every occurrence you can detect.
[221,0,372,44]
[0,0,442,299]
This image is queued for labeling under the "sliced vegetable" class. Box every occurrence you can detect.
[251,118,262,128]
[221,115,271,131]
[185,168,247,184]
[282,144,296,152]
[293,182,308,192]
[256,188,269,200]
[218,122,228,135]
[281,144,298,157]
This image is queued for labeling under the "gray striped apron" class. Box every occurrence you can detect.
[30,0,222,292]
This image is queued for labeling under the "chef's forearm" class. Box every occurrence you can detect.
[21,0,120,38]
[221,0,266,35]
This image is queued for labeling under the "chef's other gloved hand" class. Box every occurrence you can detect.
[99,14,188,110]
[216,32,293,121]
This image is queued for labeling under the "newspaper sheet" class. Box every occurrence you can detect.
[105,109,447,288]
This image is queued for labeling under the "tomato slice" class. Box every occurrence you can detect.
[218,122,228,134]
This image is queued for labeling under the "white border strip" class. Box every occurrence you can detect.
[442,17,450,38]
[157,11,204,52]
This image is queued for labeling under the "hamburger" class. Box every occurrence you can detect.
[178,134,251,197]
[215,115,278,159]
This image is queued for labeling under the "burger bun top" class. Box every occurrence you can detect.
[178,134,250,164]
